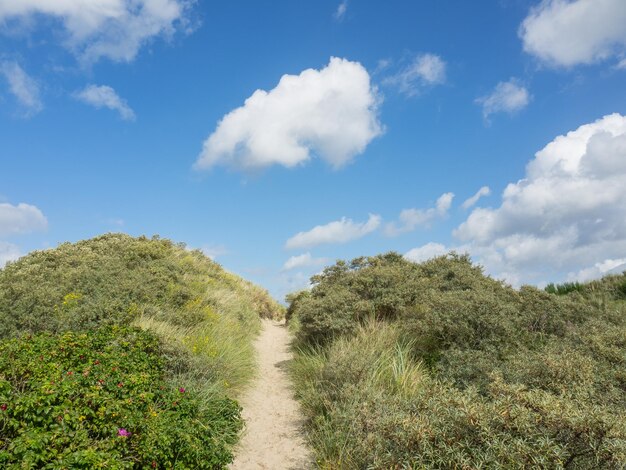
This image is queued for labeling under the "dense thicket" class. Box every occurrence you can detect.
[0,327,241,468]
[289,253,626,468]
[0,233,278,338]
[0,233,282,468]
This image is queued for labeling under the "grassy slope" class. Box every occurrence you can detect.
[0,233,283,468]
[288,253,626,469]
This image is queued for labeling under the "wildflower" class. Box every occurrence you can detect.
[1,404,7,411]
[179,387,186,393]
[152,461,157,468]
[117,382,124,388]
[117,428,131,437]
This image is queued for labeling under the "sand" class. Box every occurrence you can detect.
[230,319,313,470]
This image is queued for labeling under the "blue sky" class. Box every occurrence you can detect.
[1,0,626,300]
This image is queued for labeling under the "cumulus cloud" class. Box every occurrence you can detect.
[570,257,626,282]
[475,79,530,120]
[195,57,382,172]
[0,61,42,115]
[286,214,381,250]
[0,0,188,63]
[0,202,48,236]
[383,53,446,96]
[454,113,626,285]
[462,186,491,209]
[385,192,454,237]
[334,0,348,21]
[520,0,626,67]
[0,240,20,266]
[404,242,448,263]
[282,252,329,271]
[74,84,136,121]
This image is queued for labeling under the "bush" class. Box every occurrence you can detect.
[0,233,284,467]
[289,253,626,468]
[0,326,242,468]
[545,281,583,295]
[0,233,281,338]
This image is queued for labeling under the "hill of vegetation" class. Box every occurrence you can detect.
[0,233,282,468]
[288,253,626,468]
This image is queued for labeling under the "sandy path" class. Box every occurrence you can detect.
[230,320,313,470]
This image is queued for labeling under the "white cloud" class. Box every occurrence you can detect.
[0,202,47,236]
[200,244,228,260]
[375,58,392,73]
[334,0,348,21]
[404,242,448,263]
[286,214,381,250]
[0,0,187,64]
[282,252,329,271]
[617,58,626,69]
[0,61,42,115]
[454,113,626,285]
[74,84,136,121]
[383,53,446,96]
[385,192,454,236]
[570,257,626,282]
[0,240,20,266]
[475,79,530,120]
[194,57,382,172]
[520,0,626,67]
[462,186,491,209]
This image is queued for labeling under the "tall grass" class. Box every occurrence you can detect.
[134,313,257,395]
[291,322,428,467]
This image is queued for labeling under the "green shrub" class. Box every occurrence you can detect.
[0,326,242,468]
[0,233,281,339]
[545,281,584,295]
[0,233,283,467]
[289,253,626,468]
[293,323,626,469]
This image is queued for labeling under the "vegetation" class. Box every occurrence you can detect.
[546,275,626,301]
[545,281,584,295]
[288,253,626,468]
[0,233,282,468]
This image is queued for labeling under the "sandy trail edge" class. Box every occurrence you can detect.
[230,319,313,470]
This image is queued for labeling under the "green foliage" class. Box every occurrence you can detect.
[581,273,626,301]
[545,281,584,295]
[545,273,626,301]
[0,233,281,338]
[0,233,283,467]
[0,326,241,468]
[289,253,626,468]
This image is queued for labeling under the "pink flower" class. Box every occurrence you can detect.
[179,387,186,393]
[117,428,131,437]
[0,404,7,411]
